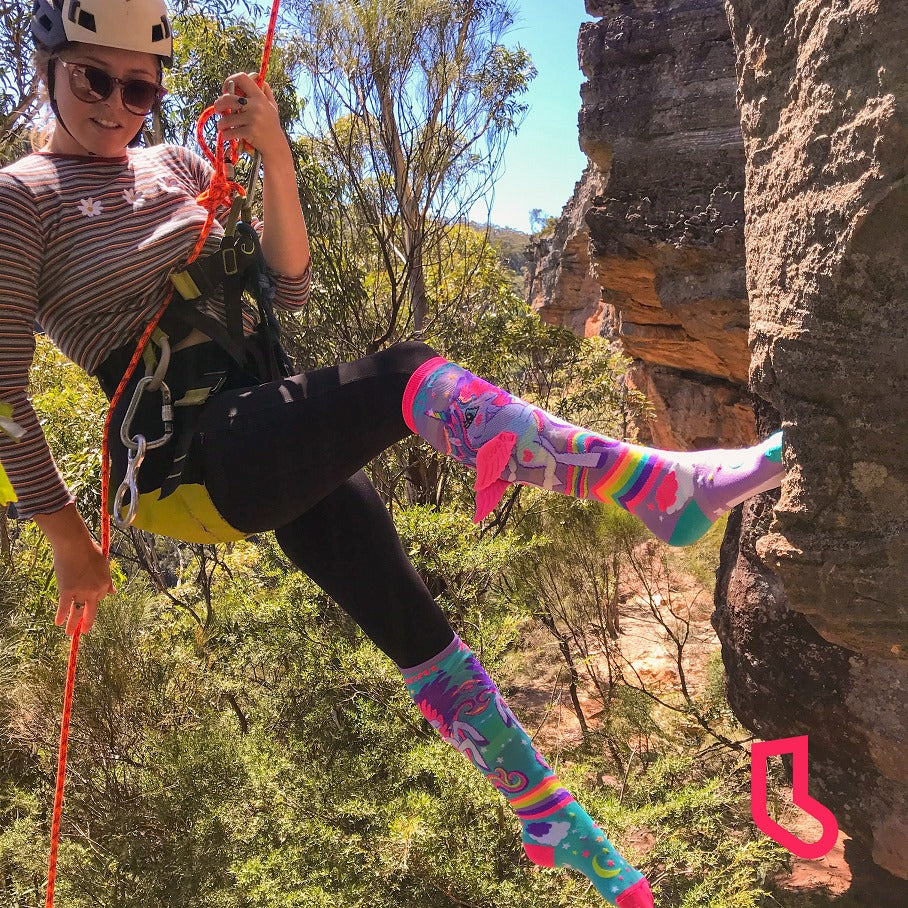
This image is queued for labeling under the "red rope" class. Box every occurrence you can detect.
[259,0,281,86]
[45,3,283,902]
[44,609,82,908]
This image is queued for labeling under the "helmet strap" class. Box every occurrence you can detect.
[47,58,80,148]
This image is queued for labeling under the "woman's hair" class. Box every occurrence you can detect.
[29,43,57,151]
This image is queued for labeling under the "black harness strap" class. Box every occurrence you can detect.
[165,223,261,362]
[96,221,293,500]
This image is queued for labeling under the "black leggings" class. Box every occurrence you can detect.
[193,341,455,667]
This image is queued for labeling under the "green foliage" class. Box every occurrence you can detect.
[486,224,531,277]
[28,337,107,534]
[165,11,304,150]
[0,0,35,164]
[529,208,558,237]
[293,0,536,335]
[622,754,789,907]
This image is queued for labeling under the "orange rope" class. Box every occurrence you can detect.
[45,3,283,903]
[43,610,82,908]
[259,0,281,85]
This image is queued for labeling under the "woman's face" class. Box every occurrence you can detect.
[48,43,161,157]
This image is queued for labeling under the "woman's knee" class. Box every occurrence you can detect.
[386,341,439,376]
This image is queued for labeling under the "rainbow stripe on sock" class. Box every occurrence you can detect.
[561,428,604,498]
[510,774,574,821]
[617,457,662,511]
[589,446,665,509]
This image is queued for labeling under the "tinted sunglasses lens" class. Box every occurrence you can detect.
[122,80,160,115]
[66,64,160,114]
[70,65,113,102]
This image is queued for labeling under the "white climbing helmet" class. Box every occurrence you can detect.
[31,0,174,66]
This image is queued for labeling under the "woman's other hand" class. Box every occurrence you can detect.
[34,503,116,635]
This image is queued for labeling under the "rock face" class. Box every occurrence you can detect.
[534,0,908,888]
[530,0,756,449]
[526,164,607,339]
[716,0,908,886]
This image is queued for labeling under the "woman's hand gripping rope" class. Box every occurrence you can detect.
[214,73,287,162]
[192,72,284,220]
[34,502,116,637]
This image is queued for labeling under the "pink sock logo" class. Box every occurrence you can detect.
[751,735,839,859]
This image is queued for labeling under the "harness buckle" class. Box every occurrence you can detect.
[222,245,238,276]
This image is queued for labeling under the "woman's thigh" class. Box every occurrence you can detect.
[197,341,436,532]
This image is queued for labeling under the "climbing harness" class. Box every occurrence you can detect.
[44,2,285,905]
[104,216,290,539]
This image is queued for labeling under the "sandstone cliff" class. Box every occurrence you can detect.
[716,0,908,887]
[529,0,755,449]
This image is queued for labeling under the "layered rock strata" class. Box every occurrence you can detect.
[716,0,908,885]
[530,0,755,448]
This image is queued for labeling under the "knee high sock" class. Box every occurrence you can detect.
[401,637,654,908]
[403,357,784,546]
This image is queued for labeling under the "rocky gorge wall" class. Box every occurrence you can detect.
[717,0,908,887]
[528,0,756,449]
[529,0,908,890]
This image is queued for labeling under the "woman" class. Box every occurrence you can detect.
[0,2,785,904]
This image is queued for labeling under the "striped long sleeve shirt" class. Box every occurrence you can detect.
[0,143,311,518]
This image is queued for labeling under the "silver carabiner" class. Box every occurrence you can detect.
[119,376,174,451]
[146,335,171,392]
[113,352,175,530]
[113,434,147,529]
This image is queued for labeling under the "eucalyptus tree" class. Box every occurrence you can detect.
[163,7,304,149]
[289,0,534,343]
[0,0,38,163]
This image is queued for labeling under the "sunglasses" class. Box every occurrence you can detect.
[59,61,166,116]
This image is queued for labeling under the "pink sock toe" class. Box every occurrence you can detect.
[616,877,655,908]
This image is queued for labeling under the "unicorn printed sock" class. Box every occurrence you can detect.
[401,636,654,907]
[403,357,784,546]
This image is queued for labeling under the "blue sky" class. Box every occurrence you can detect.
[290,0,594,234]
[482,0,594,232]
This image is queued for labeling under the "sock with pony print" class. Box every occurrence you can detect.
[401,636,654,907]
[403,357,783,545]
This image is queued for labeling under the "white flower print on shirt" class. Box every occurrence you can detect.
[123,188,144,207]
[78,197,103,218]
[155,176,182,195]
